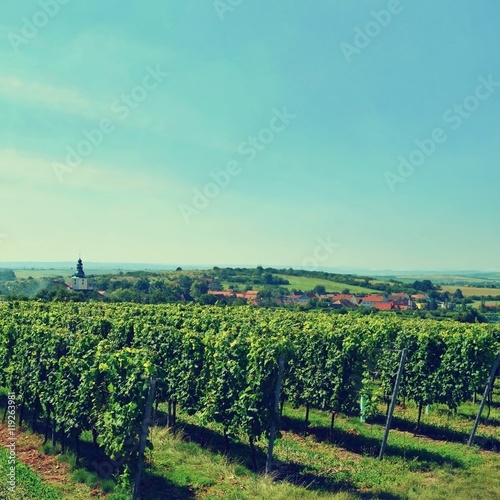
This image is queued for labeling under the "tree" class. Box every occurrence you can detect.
[453,289,464,300]
[190,281,209,298]
[177,276,194,297]
[198,294,217,305]
[210,279,223,292]
[0,269,16,281]
[263,273,274,285]
[109,289,143,303]
[134,277,150,293]
[457,307,486,323]
[413,280,435,292]
[313,285,326,295]
[257,287,286,307]
[307,297,319,309]
[428,299,438,311]
[233,297,248,306]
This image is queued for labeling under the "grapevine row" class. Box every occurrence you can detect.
[0,301,498,482]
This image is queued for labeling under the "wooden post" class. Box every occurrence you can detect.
[379,348,407,460]
[52,418,57,447]
[360,395,367,423]
[266,355,285,475]
[166,400,171,428]
[468,349,500,447]
[132,375,157,500]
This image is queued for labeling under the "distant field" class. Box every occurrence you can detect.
[13,268,124,279]
[389,275,497,285]
[276,275,380,294]
[222,275,379,294]
[440,285,500,297]
[13,269,70,279]
[472,300,500,308]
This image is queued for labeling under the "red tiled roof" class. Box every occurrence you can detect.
[374,302,394,310]
[362,295,386,302]
[330,294,354,301]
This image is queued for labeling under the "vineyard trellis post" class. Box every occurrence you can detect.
[468,349,500,447]
[132,375,157,500]
[266,355,285,475]
[379,348,407,460]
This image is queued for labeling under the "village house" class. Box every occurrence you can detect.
[208,287,427,311]
[207,289,260,305]
[360,294,388,307]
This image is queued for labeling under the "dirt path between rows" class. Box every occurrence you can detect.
[0,420,108,499]
[0,420,72,486]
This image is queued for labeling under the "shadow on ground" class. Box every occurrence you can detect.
[154,409,403,499]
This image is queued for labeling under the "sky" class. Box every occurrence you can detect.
[0,0,499,271]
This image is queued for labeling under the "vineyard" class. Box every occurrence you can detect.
[1,301,499,498]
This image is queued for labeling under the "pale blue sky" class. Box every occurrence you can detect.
[1,1,499,270]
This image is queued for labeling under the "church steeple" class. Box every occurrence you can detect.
[70,256,92,292]
[75,258,86,278]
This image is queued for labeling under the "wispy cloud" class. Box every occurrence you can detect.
[0,75,105,119]
[0,149,182,195]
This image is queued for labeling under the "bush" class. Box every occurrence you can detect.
[41,442,61,456]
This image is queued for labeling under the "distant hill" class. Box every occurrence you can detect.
[2,263,499,292]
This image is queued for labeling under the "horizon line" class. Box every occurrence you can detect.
[0,262,499,275]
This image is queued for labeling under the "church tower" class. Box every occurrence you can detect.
[71,258,92,291]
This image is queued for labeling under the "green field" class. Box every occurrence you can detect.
[276,275,380,294]
[221,275,380,294]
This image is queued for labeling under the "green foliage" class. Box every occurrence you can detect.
[71,468,99,488]
[0,268,16,280]
[1,301,499,488]
[41,443,61,456]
